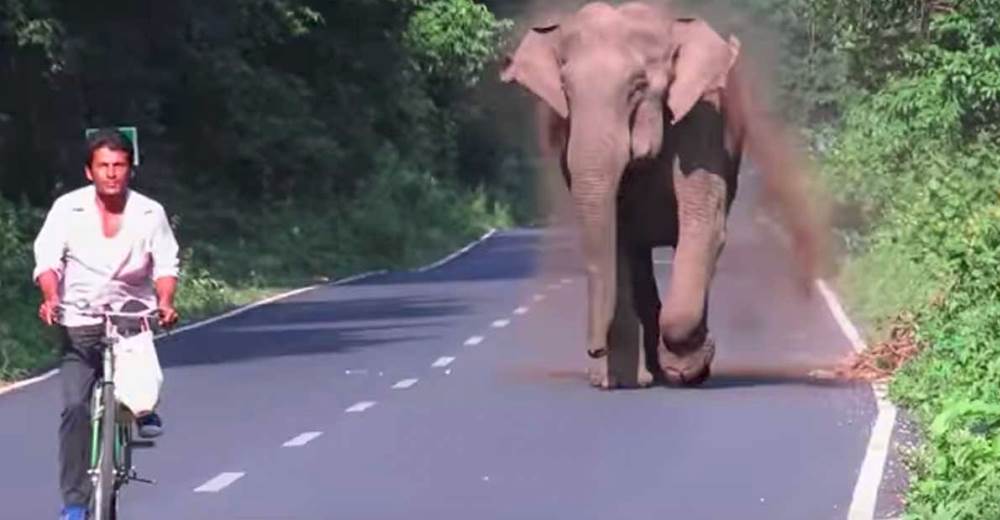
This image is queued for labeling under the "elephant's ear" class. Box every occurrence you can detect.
[500,23,568,119]
[666,18,740,124]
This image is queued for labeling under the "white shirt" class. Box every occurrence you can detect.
[32,185,180,327]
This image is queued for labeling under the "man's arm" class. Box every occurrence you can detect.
[33,200,67,325]
[36,270,61,325]
[150,205,181,327]
[154,276,178,326]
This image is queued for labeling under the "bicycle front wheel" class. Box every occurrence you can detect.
[92,382,117,520]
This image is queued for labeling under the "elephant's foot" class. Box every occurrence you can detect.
[585,349,652,390]
[658,336,716,387]
[587,355,612,389]
[637,363,654,387]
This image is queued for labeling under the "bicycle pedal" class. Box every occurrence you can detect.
[132,475,157,485]
[131,439,156,449]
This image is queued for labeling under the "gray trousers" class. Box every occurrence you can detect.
[58,324,105,507]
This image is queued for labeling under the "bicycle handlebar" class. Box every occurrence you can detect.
[55,302,161,321]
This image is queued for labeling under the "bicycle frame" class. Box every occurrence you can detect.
[58,303,160,520]
[87,322,137,484]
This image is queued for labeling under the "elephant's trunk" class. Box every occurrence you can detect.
[659,160,728,351]
[630,97,665,160]
[565,113,631,356]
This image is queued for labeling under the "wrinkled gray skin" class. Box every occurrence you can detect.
[501,2,757,388]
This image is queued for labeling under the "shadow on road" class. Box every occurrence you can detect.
[498,363,861,391]
[157,295,471,368]
[346,229,584,286]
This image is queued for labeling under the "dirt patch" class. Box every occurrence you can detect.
[829,317,923,383]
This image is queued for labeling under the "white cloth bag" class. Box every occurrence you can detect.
[112,330,163,414]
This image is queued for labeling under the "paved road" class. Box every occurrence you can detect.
[0,174,884,519]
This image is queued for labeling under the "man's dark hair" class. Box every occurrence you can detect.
[85,128,133,167]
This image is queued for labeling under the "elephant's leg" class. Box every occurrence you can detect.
[571,171,624,387]
[629,245,664,384]
[658,101,731,386]
[600,237,654,389]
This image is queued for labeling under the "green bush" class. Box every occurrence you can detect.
[822,40,1000,517]
[0,197,57,381]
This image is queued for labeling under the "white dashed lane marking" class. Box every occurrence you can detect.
[492,319,510,328]
[513,306,529,315]
[282,432,323,447]
[464,336,484,346]
[533,294,546,302]
[547,284,560,290]
[194,472,245,493]
[560,278,573,284]
[345,401,377,413]
[392,378,419,389]
[432,356,456,368]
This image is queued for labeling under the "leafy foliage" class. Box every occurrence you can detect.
[0,0,522,381]
[404,0,513,88]
[814,1,1000,516]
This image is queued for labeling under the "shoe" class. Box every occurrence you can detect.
[59,505,87,520]
[136,412,164,438]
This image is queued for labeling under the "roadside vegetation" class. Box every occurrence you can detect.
[725,0,1000,517]
[0,0,525,382]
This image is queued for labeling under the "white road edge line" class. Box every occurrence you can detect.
[345,401,377,413]
[464,336,484,346]
[817,279,898,520]
[0,270,384,397]
[1,228,501,398]
[432,356,455,368]
[0,369,59,396]
[392,378,419,389]
[282,431,323,447]
[816,280,866,354]
[194,472,245,493]
[759,212,896,520]
[415,228,497,272]
[848,383,898,520]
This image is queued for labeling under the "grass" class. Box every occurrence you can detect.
[821,89,1000,517]
[835,242,947,345]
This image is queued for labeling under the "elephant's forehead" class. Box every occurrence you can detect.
[577,1,619,19]
[568,2,625,35]
[560,14,626,55]
[563,2,675,57]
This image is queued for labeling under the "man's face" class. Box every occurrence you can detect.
[86,146,131,196]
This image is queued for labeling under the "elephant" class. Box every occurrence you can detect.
[500,1,828,389]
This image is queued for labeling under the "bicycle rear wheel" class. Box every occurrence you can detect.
[91,382,117,520]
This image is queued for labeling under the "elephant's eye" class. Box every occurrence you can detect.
[629,77,649,100]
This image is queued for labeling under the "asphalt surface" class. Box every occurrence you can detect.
[0,174,885,519]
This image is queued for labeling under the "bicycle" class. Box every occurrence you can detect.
[55,301,165,520]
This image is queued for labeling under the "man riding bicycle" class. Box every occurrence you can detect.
[32,128,181,520]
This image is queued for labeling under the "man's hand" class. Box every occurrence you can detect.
[38,298,60,326]
[36,270,62,326]
[154,276,179,328]
[158,303,179,328]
